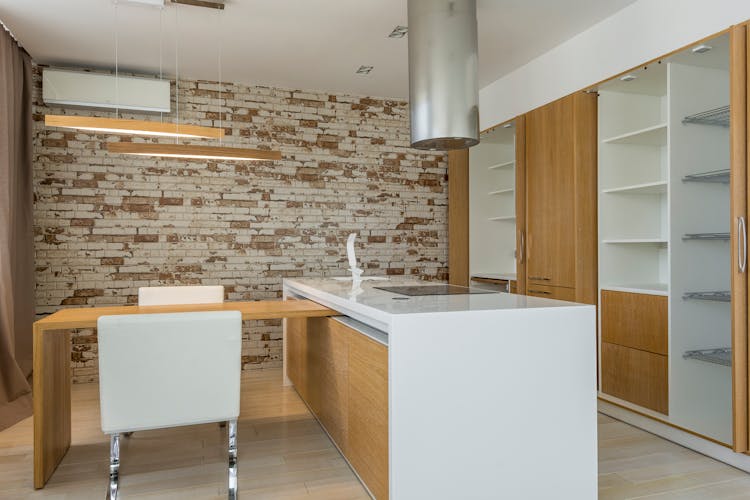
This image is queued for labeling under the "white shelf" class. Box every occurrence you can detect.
[602,181,667,195]
[488,216,516,221]
[488,188,514,196]
[602,123,668,146]
[488,161,515,170]
[601,283,669,296]
[602,238,668,246]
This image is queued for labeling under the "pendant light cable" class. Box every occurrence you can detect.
[114,0,119,119]
[159,5,163,123]
[175,5,180,143]
[218,8,222,145]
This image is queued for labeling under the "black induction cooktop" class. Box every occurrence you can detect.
[373,284,498,296]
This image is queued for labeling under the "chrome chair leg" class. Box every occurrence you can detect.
[107,434,120,500]
[228,419,238,500]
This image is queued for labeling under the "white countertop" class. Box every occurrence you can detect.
[283,277,587,333]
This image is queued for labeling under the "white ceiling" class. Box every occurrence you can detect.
[0,0,636,99]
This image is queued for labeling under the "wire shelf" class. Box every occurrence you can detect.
[682,169,730,184]
[683,348,731,367]
[682,291,731,302]
[682,105,730,127]
[682,232,730,241]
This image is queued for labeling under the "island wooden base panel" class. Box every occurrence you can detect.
[1,370,749,498]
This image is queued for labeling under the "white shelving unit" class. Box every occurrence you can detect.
[597,34,732,445]
[598,63,669,294]
[469,124,516,278]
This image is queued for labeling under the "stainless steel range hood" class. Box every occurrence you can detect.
[407,0,479,150]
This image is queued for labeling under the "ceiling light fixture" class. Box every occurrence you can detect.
[356,65,374,75]
[692,44,712,54]
[171,0,224,9]
[45,115,223,138]
[44,0,223,139]
[106,1,281,162]
[388,26,408,38]
[106,142,281,161]
[619,74,637,82]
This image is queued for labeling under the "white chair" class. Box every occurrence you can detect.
[133,285,227,437]
[98,311,242,499]
[138,285,224,306]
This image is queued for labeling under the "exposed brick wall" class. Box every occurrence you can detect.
[32,67,448,383]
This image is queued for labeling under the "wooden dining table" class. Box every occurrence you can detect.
[32,299,335,489]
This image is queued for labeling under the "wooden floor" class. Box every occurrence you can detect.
[1,369,748,499]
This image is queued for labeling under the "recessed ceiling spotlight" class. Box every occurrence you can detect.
[502,123,512,128]
[692,44,713,54]
[388,25,408,38]
[356,65,374,75]
[619,74,637,82]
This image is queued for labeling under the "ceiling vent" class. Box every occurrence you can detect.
[42,68,170,113]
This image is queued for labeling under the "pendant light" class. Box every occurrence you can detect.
[44,1,224,140]
[107,2,281,162]
[407,0,479,150]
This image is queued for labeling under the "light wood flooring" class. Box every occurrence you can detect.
[0,369,748,499]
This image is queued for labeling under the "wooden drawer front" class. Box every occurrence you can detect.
[526,284,576,302]
[601,342,668,414]
[601,291,667,355]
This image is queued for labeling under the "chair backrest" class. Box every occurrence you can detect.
[97,311,242,434]
[138,285,224,306]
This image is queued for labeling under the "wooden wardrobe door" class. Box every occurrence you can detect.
[525,97,576,289]
[730,22,749,453]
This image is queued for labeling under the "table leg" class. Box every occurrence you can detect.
[33,325,72,489]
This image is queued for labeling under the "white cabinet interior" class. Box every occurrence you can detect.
[597,33,732,444]
[468,123,516,278]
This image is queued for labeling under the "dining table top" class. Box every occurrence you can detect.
[33,299,336,331]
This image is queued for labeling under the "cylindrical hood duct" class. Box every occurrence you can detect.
[407,0,479,150]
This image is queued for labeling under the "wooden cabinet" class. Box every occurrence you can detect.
[286,317,389,499]
[524,92,598,304]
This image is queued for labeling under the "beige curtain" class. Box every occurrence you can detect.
[0,25,34,431]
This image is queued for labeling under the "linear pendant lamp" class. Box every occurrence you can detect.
[45,115,224,139]
[106,142,282,161]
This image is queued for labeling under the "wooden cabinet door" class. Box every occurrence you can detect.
[525,97,576,289]
[348,328,389,500]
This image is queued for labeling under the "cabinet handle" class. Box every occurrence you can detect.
[739,216,747,273]
[518,232,525,264]
[528,276,550,281]
[529,289,551,295]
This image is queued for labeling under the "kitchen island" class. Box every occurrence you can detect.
[282,278,597,500]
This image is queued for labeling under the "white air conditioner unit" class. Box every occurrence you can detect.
[42,68,170,113]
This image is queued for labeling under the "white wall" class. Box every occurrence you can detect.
[479,0,750,129]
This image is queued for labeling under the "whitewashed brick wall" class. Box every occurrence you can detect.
[32,67,448,382]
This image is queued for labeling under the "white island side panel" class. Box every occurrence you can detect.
[388,306,597,500]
